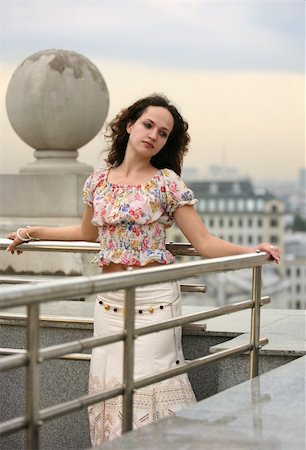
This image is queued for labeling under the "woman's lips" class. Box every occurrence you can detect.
[142,140,154,149]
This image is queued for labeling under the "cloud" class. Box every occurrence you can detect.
[0,0,304,72]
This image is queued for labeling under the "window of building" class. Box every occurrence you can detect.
[286,268,291,276]
[229,235,233,242]
[296,300,301,309]
[228,219,233,227]
[219,218,224,227]
[257,235,262,243]
[246,199,255,211]
[227,199,235,211]
[237,199,244,211]
[256,199,264,211]
[210,183,218,195]
[296,268,301,277]
[248,235,253,244]
[257,218,262,227]
[238,218,243,227]
[233,183,241,194]
[248,218,253,227]
[218,199,225,211]
[270,236,279,244]
[271,204,278,213]
[209,218,214,227]
[296,285,301,293]
[208,199,216,211]
[199,199,206,212]
[270,219,278,227]
[238,235,243,244]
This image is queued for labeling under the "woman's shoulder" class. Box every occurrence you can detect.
[158,168,188,187]
[85,166,109,184]
[159,167,181,181]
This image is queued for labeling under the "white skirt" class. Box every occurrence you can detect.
[88,281,196,446]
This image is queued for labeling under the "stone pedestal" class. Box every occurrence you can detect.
[1,49,109,286]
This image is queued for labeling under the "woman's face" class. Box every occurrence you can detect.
[126,106,174,158]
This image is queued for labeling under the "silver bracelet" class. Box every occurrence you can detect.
[25,226,40,241]
[16,228,31,242]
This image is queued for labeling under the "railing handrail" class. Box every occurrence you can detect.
[0,241,271,448]
[0,238,199,256]
[0,246,270,309]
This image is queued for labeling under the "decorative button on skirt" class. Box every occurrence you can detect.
[88,281,197,446]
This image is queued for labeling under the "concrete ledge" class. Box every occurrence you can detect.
[93,356,306,450]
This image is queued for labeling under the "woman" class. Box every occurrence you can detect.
[6,94,280,445]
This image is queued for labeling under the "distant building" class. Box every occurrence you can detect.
[298,168,306,192]
[284,232,306,310]
[167,178,289,309]
[169,178,285,253]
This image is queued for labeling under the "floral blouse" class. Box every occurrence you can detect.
[82,167,196,266]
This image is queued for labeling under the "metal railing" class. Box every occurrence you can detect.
[0,240,271,449]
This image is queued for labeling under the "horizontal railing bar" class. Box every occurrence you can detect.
[0,348,91,361]
[0,239,199,256]
[180,283,207,293]
[0,296,271,371]
[28,338,268,426]
[0,252,271,309]
[0,313,93,325]
[0,416,28,436]
[2,298,261,366]
[0,278,208,294]
[260,297,271,306]
[0,239,101,253]
[0,386,124,436]
[0,276,47,285]
[1,338,269,431]
[134,338,268,390]
[135,299,256,336]
[0,296,270,370]
[0,352,29,371]
[39,386,123,423]
[40,332,125,361]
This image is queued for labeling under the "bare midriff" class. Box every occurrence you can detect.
[102,261,163,273]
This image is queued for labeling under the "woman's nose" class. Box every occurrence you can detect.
[148,128,158,140]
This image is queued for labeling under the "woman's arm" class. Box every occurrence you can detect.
[6,205,98,253]
[174,205,280,263]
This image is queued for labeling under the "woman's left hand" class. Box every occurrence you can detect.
[256,243,281,264]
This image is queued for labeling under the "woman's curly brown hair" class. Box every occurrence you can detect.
[104,94,190,175]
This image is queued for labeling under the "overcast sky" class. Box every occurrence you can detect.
[0,0,305,183]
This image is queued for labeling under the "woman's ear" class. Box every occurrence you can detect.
[126,121,133,134]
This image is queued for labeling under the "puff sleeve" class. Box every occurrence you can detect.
[82,172,95,206]
[162,169,197,217]
[82,169,108,206]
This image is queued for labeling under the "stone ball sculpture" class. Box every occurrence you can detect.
[6,49,109,172]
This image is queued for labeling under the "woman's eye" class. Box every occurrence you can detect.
[144,122,151,128]
[160,131,168,138]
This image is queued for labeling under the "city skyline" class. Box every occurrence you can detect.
[0,1,305,182]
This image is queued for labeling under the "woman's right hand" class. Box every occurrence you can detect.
[6,228,29,254]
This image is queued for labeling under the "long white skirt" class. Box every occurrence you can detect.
[88,281,196,446]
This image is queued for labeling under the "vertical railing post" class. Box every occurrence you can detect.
[122,287,136,434]
[26,303,40,450]
[249,265,262,379]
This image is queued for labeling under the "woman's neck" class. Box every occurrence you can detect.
[109,159,158,185]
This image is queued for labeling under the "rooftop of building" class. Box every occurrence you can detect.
[187,179,277,200]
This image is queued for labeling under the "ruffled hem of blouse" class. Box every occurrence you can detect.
[91,249,174,267]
